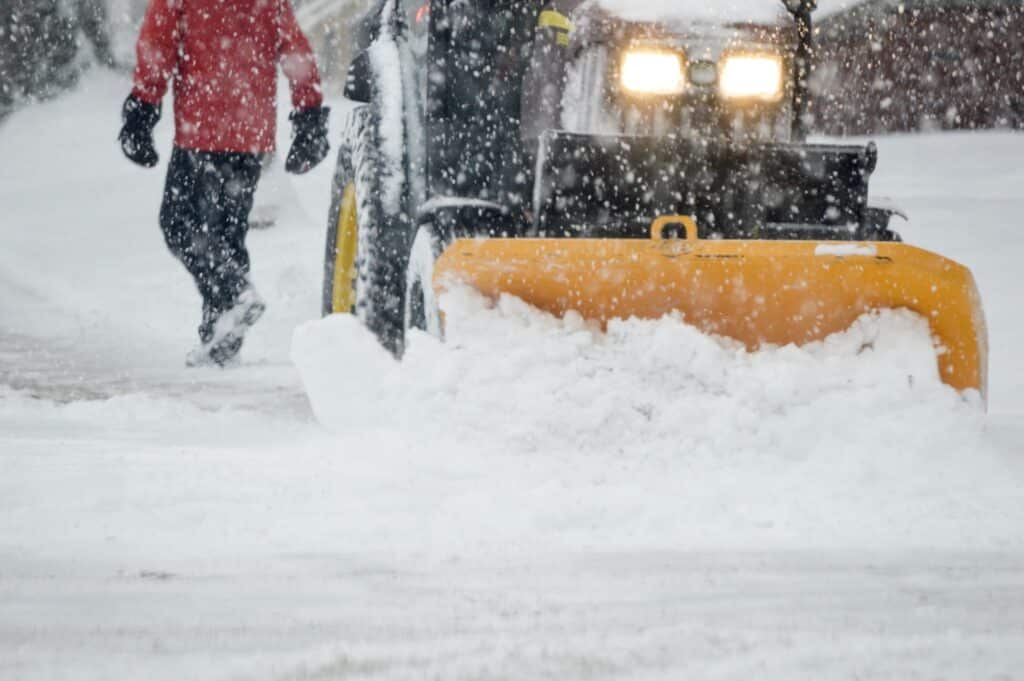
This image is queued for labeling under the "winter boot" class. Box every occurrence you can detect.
[185,286,266,367]
[185,337,244,368]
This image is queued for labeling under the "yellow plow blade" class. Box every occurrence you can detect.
[433,217,988,398]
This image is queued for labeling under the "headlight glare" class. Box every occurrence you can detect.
[719,55,784,102]
[620,50,687,96]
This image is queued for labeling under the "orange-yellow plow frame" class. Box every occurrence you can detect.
[434,216,988,399]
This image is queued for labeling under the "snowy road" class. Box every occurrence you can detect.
[1,73,1023,680]
[5,551,1024,681]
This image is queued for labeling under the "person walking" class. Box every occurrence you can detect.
[118,0,330,366]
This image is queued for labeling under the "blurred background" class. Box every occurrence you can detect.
[0,0,372,122]
[2,0,1021,132]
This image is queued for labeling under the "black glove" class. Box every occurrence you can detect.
[118,95,160,168]
[286,106,330,174]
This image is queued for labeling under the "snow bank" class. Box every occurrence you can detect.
[296,286,975,453]
[292,289,1019,554]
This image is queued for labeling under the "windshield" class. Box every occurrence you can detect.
[591,0,859,24]
[591,0,787,25]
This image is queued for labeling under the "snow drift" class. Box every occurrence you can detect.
[295,286,978,453]
[292,288,1018,554]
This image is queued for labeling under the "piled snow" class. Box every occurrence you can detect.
[298,288,962,452]
[367,0,405,214]
[292,287,1019,554]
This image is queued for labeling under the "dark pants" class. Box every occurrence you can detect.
[160,147,262,342]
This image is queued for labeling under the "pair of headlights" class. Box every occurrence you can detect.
[620,50,785,102]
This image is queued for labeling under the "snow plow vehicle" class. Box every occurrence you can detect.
[323,0,989,399]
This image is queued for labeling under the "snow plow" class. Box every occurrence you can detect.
[324,0,988,399]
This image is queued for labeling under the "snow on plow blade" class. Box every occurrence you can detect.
[434,217,988,399]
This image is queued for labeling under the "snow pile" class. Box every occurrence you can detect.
[292,288,1017,553]
[296,286,974,456]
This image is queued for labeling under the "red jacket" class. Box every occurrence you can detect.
[132,0,323,153]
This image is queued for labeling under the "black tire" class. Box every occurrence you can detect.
[321,100,411,356]
[404,223,446,340]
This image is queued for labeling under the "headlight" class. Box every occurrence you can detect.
[620,50,687,96]
[719,54,784,102]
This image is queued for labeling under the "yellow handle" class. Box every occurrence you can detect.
[651,215,699,241]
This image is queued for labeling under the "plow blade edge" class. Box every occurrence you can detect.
[433,233,988,399]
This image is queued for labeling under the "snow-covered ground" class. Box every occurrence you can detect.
[1,71,1023,680]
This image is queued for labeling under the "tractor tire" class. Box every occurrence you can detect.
[321,104,410,356]
[403,223,446,340]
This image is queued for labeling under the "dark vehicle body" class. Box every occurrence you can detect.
[324,0,900,354]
